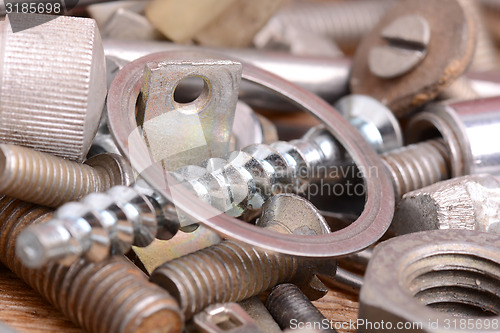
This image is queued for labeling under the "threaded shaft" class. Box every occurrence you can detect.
[151,240,300,320]
[266,284,337,333]
[0,144,132,207]
[172,126,339,219]
[0,195,183,333]
[381,139,451,199]
[256,0,396,51]
[16,183,178,268]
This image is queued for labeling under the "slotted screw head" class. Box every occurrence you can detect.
[0,15,106,161]
[369,15,430,79]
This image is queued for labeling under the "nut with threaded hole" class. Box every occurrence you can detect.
[0,195,183,333]
[150,194,336,320]
[0,144,134,207]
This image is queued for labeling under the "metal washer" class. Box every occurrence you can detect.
[107,50,394,258]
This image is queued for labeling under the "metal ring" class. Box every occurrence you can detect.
[107,50,394,258]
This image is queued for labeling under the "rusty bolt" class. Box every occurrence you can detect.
[0,144,133,207]
[150,194,336,319]
[0,195,183,333]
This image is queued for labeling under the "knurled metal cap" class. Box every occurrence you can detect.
[0,14,106,161]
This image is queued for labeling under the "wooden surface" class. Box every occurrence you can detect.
[0,263,359,333]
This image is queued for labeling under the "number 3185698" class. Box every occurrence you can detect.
[5,2,61,14]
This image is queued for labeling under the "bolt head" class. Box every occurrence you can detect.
[368,15,430,79]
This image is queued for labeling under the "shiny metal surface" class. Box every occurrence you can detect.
[103,39,350,110]
[407,96,500,177]
[107,50,394,258]
[16,181,178,268]
[335,94,403,153]
[359,229,500,333]
[0,15,106,162]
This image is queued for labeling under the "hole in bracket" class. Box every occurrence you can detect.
[173,76,206,104]
[172,76,212,115]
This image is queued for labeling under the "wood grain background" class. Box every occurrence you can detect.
[0,263,359,333]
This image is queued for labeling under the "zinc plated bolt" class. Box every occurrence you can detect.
[265,283,337,333]
[16,96,454,267]
[393,174,500,235]
[0,195,183,333]
[15,94,402,266]
[0,144,133,208]
[149,194,336,320]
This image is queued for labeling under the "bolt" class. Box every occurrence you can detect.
[149,194,336,319]
[368,15,430,79]
[254,0,397,53]
[380,138,450,199]
[0,195,183,333]
[0,15,106,162]
[16,99,453,267]
[393,174,500,235]
[138,57,242,171]
[265,283,338,333]
[102,39,351,110]
[0,144,133,208]
[351,0,476,116]
[16,180,179,267]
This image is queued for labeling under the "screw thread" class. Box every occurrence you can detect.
[256,0,395,50]
[151,240,299,319]
[381,139,451,199]
[266,283,337,333]
[172,126,340,219]
[0,144,131,207]
[16,183,177,268]
[0,195,183,333]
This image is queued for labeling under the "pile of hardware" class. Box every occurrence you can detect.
[1,0,500,332]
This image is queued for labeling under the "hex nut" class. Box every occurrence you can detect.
[359,229,500,333]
